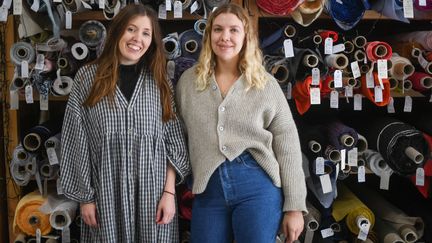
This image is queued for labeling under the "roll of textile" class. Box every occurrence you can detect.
[22,118,63,153]
[38,160,59,180]
[292,76,322,115]
[172,0,192,10]
[29,31,50,44]
[297,123,327,159]
[51,75,73,96]
[332,183,375,235]
[62,0,86,13]
[389,54,415,81]
[204,0,229,11]
[409,72,432,93]
[325,0,370,31]
[320,75,334,97]
[14,233,26,243]
[179,29,202,61]
[354,49,367,63]
[57,52,78,76]
[344,41,355,54]
[172,57,196,86]
[396,79,413,91]
[360,72,391,106]
[179,187,194,221]
[346,181,424,242]
[260,24,297,56]
[324,120,359,150]
[389,41,423,60]
[387,77,399,90]
[317,29,338,44]
[71,42,89,61]
[324,145,341,163]
[103,0,121,20]
[365,41,393,61]
[13,191,52,236]
[305,202,321,231]
[357,134,368,154]
[289,48,327,83]
[264,55,290,86]
[395,31,432,51]
[256,0,304,16]
[163,33,181,60]
[362,149,393,177]
[291,0,324,27]
[371,0,409,23]
[374,218,405,243]
[353,35,367,49]
[79,20,107,49]
[10,147,37,186]
[40,196,78,230]
[194,18,207,36]
[324,53,349,69]
[414,0,432,11]
[410,133,432,198]
[10,41,36,66]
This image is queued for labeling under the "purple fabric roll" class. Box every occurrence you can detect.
[325,120,359,150]
[172,57,196,86]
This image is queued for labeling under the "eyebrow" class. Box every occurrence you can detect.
[213,24,241,28]
[128,24,151,31]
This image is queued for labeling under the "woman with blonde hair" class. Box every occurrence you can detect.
[176,3,306,243]
[60,4,190,242]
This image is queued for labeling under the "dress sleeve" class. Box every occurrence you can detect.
[60,67,95,203]
[164,80,191,184]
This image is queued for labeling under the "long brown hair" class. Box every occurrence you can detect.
[83,4,174,122]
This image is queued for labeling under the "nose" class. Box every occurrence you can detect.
[221,30,230,41]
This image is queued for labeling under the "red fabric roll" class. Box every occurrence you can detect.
[409,72,432,93]
[256,0,305,15]
[360,72,390,106]
[425,51,432,62]
[410,133,432,198]
[365,41,393,61]
[317,30,339,43]
[320,75,333,96]
[292,76,322,115]
[179,189,194,220]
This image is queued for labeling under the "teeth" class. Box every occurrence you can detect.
[127,44,141,51]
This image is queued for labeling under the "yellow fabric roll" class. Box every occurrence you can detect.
[332,184,375,234]
[13,191,52,236]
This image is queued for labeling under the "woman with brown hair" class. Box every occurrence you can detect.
[60,4,190,242]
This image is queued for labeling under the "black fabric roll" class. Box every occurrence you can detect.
[288,48,327,84]
[21,118,63,153]
[297,123,327,160]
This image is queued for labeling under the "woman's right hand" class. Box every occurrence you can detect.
[81,202,98,227]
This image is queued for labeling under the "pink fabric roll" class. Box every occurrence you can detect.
[365,41,393,61]
[409,72,432,93]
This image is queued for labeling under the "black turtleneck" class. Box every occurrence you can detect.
[118,64,141,101]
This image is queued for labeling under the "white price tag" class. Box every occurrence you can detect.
[419,0,427,6]
[315,157,325,175]
[374,86,383,102]
[334,70,343,88]
[332,43,345,54]
[190,1,198,13]
[312,68,320,85]
[0,6,8,22]
[358,165,366,183]
[47,147,59,165]
[321,228,334,238]
[377,59,388,88]
[345,86,353,97]
[357,223,370,241]
[35,54,45,70]
[284,39,294,58]
[379,170,391,190]
[65,11,72,29]
[330,90,339,108]
[98,0,104,9]
[404,96,412,112]
[310,87,321,105]
[418,54,429,69]
[319,174,332,194]
[158,4,167,19]
[173,0,182,18]
[36,228,41,243]
[25,85,33,104]
[354,94,362,111]
[30,0,39,12]
[286,83,292,100]
[366,71,375,88]
[351,61,361,79]
[416,168,425,186]
[21,61,29,78]
[324,37,333,55]
[341,149,346,170]
[348,148,358,166]
[387,97,395,113]
[165,0,171,11]
[13,0,22,15]
[403,0,414,18]
[40,94,49,111]
[9,90,19,110]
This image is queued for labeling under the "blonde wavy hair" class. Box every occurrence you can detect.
[195,3,268,91]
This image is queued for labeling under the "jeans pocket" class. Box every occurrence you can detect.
[239,154,261,169]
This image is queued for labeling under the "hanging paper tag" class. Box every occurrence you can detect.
[25,85,34,104]
[13,0,22,15]
[330,90,339,108]
[310,87,321,105]
[354,94,362,111]
[158,4,167,19]
[387,97,395,113]
[403,96,412,112]
[374,86,383,102]
[47,147,59,165]
[315,157,325,175]
[366,71,374,88]
[286,83,292,100]
[40,94,49,111]
[284,39,294,58]
[65,11,72,29]
[36,229,41,243]
[416,168,425,186]
[333,70,342,88]
[377,59,387,88]
[357,223,370,241]
[98,0,104,9]
[348,148,358,166]
[332,44,345,54]
[10,90,19,110]
[0,6,7,22]
[403,0,414,18]
[35,54,45,70]
[351,61,361,79]
[340,149,346,170]
[21,61,29,78]
[81,0,92,8]
[345,86,353,97]
[418,54,429,69]
[321,228,334,238]
[62,227,70,243]
[173,1,182,18]
[165,0,171,11]
[190,1,198,13]
[319,174,332,194]
[167,60,175,80]
[57,178,64,195]
[419,0,427,6]
[358,165,366,182]
[324,37,333,55]
[312,68,320,85]
[380,170,391,190]
[30,0,39,12]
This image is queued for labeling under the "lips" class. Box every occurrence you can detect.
[127,43,142,51]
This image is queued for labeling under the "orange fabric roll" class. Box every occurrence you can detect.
[13,191,52,236]
[360,72,390,106]
[292,76,322,115]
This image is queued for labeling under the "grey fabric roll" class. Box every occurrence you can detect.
[162,33,181,60]
[79,20,107,49]
[10,41,36,65]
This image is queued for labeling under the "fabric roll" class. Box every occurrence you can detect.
[346,181,424,242]
[289,48,327,83]
[13,191,52,236]
[317,29,338,44]
[261,24,297,56]
[57,52,78,76]
[362,149,393,177]
[371,0,409,23]
[45,133,61,159]
[172,57,196,86]
[10,41,36,66]
[366,41,393,61]
[324,53,349,69]
[194,19,207,36]
[103,0,121,20]
[292,76,322,115]
[374,217,405,243]
[324,120,358,150]
[409,72,432,93]
[39,195,78,230]
[332,183,375,235]
[38,160,59,180]
[79,20,107,49]
[414,0,432,10]
[360,72,391,106]
[389,41,423,60]
[410,133,432,198]
[62,0,86,13]
[305,202,321,231]
[389,54,415,81]
[297,123,327,159]
[163,33,181,60]
[29,31,49,44]
[22,118,63,153]
[291,0,324,27]
[320,75,334,96]
[204,0,229,11]
[13,233,26,243]
[357,134,368,154]
[256,0,305,16]
[10,145,37,186]
[172,0,192,10]
[264,55,290,86]
[179,29,202,61]
[51,75,73,96]
[325,0,370,31]
[396,31,432,51]
[71,42,89,61]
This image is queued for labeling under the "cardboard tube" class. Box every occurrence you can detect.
[344,41,355,54]
[353,36,367,48]
[357,134,368,154]
[404,146,424,164]
[308,140,321,153]
[340,134,355,147]
[303,54,319,67]
[284,24,296,38]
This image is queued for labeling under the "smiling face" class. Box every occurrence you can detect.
[118,15,152,65]
[210,13,245,65]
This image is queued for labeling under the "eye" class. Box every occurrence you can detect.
[142,31,151,37]
[231,28,239,33]
[213,27,222,32]
[127,27,135,32]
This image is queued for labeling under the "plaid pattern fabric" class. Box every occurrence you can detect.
[60,64,190,243]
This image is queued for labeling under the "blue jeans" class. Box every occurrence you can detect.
[191,152,283,243]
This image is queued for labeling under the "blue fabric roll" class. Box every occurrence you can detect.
[325,0,370,30]
[179,29,203,61]
[172,57,196,86]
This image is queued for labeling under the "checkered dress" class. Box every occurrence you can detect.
[60,64,190,243]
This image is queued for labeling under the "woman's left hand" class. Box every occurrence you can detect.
[156,191,176,225]
[281,211,304,243]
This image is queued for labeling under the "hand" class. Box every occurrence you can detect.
[156,191,176,225]
[282,211,304,243]
[81,202,98,227]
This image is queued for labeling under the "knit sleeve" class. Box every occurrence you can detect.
[60,67,95,203]
[266,78,307,213]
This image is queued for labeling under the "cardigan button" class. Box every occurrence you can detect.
[222,146,227,151]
